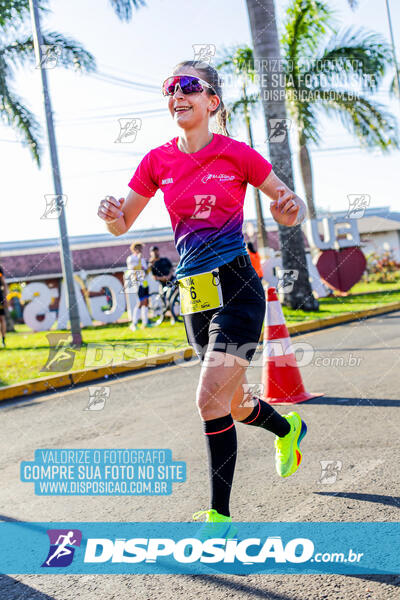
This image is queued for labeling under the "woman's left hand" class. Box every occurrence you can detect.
[270,187,301,227]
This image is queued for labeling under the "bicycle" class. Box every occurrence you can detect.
[148,277,182,326]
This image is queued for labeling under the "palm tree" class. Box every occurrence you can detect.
[107,0,146,20]
[216,45,269,251]
[246,0,318,310]
[0,0,146,166]
[0,1,96,165]
[346,0,400,98]
[282,0,398,219]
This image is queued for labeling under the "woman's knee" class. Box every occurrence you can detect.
[196,380,231,420]
[195,351,247,420]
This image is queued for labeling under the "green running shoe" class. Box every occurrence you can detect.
[191,509,238,542]
[274,412,307,478]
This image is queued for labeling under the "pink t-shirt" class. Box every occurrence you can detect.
[128,133,272,279]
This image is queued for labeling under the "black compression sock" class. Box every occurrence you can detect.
[238,397,290,437]
[203,414,237,518]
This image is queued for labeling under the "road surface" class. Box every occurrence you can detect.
[1,311,399,599]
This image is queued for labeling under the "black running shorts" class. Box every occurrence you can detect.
[182,254,266,363]
[137,283,149,300]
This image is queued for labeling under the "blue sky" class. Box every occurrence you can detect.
[1,0,399,243]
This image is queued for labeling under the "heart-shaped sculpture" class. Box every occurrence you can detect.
[316,247,367,293]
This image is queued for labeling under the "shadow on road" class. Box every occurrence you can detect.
[1,400,44,410]
[314,491,400,508]
[0,576,58,600]
[184,572,400,596]
[1,571,398,600]
[304,396,400,407]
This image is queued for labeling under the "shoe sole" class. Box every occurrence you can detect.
[294,420,307,471]
[281,417,307,478]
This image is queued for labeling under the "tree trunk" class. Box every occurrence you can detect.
[243,84,269,250]
[246,0,319,310]
[298,134,317,219]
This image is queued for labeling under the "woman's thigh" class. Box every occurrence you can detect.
[183,309,217,361]
[208,263,266,362]
[182,259,266,363]
[196,350,248,420]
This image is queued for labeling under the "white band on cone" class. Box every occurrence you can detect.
[265,300,285,326]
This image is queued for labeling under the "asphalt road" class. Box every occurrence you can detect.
[1,311,400,599]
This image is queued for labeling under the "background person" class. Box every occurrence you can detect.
[149,246,178,324]
[149,246,174,284]
[126,242,150,330]
[0,265,9,347]
[246,241,264,282]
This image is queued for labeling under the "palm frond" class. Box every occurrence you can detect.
[313,27,392,90]
[0,0,50,30]
[0,64,42,165]
[2,31,96,72]
[286,89,320,145]
[107,0,146,21]
[282,0,335,66]
[227,94,260,118]
[215,44,241,73]
[216,44,257,82]
[317,89,399,151]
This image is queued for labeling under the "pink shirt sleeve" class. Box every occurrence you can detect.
[241,143,273,188]
[128,151,159,198]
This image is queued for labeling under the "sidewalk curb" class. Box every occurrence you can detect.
[1,302,400,403]
[286,301,400,335]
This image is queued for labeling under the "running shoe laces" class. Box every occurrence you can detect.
[192,509,231,523]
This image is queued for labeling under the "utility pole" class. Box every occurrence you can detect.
[242,83,269,251]
[385,0,400,99]
[29,0,82,346]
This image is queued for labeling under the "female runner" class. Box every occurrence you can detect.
[98,61,308,532]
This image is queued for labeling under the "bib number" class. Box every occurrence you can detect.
[178,269,224,315]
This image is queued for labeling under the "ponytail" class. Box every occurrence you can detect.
[215,101,230,136]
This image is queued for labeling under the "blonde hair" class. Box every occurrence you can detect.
[130,241,143,253]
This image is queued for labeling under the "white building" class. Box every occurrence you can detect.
[357,216,400,261]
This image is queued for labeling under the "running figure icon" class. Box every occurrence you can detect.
[42,530,82,567]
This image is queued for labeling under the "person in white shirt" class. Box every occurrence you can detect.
[126,242,150,330]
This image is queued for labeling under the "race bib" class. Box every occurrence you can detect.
[178,269,224,315]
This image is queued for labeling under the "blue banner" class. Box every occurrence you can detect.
[0,522,398,574]
[20,449,186,496]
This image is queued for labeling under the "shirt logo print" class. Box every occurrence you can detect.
[190,195,216,219]
[162,178,174,185]
[201,173,235,184]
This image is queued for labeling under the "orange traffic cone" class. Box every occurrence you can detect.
[261,287,323,405]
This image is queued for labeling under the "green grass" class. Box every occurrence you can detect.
[348,280,400,294]
[282,289,400,323]
[1,288,400,388]
[0,320,188,389]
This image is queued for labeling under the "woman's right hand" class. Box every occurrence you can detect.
[98,195,125,223]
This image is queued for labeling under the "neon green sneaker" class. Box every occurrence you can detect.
[191,509,238,542]
[274,412,307,478]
